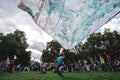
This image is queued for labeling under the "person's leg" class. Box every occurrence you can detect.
[86,65,90,72]
[59,66,64,77]
[57,65,64,77]
[56,65,60,76]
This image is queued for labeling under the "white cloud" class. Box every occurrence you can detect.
[27,48,42,62]
[99,13,120,33]
[29,42,45,51]
[0,0,53,61]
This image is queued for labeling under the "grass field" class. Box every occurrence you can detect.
[0,71,120,80]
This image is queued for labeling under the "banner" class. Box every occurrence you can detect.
[18,0,120,49]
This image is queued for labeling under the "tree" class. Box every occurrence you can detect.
[76,28,120,60]
[42,40,62,62]
[42,49,53,62]
[41,40,79,63]
[41,28,120,63]
[102,29,120,59]
[0,30,31,66]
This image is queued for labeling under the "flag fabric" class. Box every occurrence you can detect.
[6,57,10,65]
[105,54,111,61]
[18,0,120,49]
[100,56,105,64]
[60,48,63,54]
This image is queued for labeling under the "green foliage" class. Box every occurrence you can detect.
[42,40,62,62]
[78,28,120,60]
[42,29,120,63]
[42,49,53,62]
[0,30,31,66]
[42,40,76,63]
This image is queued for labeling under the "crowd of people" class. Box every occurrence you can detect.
[39,55,120,74]
[37,53,120,76]
[0,54,120,75]
[0,60,14,73]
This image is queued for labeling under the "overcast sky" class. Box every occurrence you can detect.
[0,0,53,62]
[0,0,120,62]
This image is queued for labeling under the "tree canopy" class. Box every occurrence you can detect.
[41,29,120,63]
[0,30,31,66]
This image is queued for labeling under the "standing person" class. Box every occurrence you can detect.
[16,64,21,71]
[67,60,72,72]
[56,51,65,77]
[94,59,101,71]
[78,59,84,72]
[113,57,120,71]
[105,54,111,71]
[84,59,91,72]
[106,54,111,65]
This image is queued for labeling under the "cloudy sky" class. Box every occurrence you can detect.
[0,0,53,62]
[0,0,120,62]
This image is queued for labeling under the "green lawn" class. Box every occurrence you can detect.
[0,71,120,80]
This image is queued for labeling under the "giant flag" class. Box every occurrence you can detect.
[18,0,120,49]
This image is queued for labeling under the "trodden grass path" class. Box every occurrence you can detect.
[0,71,120,80]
